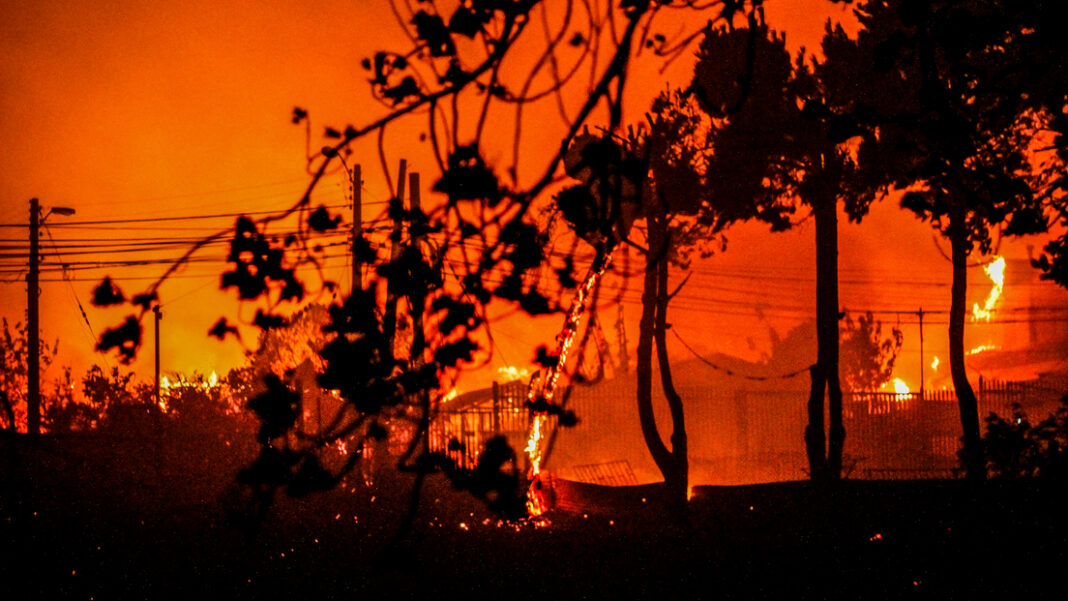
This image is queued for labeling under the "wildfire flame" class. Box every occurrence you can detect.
[893,378,909,396]
[972,256,1005,321]
[524,416,544,475]
[159,370,219,390]
[524,250,613,516]
[497,366,531,382]
[525,394,549,516]
[882,378,911,402]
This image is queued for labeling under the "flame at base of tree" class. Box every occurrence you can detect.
[524,413,547,515]
[524,249,613,516]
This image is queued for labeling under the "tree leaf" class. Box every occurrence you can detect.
[96,316,142,364]
[91,277,125,307]
[412,11,456,57]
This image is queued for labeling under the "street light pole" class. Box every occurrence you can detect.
[26,199,75,435]
[27,198,41,435]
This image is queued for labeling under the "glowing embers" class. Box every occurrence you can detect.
[523,250,613,517]
[972,256,1005,321]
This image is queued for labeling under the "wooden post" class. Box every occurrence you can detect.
[492,381,501,433]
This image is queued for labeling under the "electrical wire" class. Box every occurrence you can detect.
[2,202,1065,328]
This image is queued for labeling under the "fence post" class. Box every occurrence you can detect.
[978,375,985,416]
[492,381,501,433]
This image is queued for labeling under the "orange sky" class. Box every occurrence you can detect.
[2,0,1062,395]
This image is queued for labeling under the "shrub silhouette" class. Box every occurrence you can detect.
[982,394,1068,479]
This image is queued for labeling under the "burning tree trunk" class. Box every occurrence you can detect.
[524,247,613,515]
[805,192,844,481]
[949,207,985,481]
[636,210,688,515]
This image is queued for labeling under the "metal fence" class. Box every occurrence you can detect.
[429,375,1063,483]
[428,381,531,470]
[839,377,1058,479]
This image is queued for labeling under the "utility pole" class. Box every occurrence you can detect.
[27,198,40,435]
[153,305,162,408]
[389,159,407,264]
[409,171,424,365]
[917,307,925,400]
[384,159,407,350]
[25,199,74,435]
[351,163,362,294]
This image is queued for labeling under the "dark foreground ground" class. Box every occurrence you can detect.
[2,435,1066,600]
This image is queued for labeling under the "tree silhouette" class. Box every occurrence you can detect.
[692,18,871,480]
[235,303,335,432]
[982,395,1068,480]
[995,1,1068,289]
[552,75,792,513]
[0,318,58,433]
[80,365,156,433]
[820,0,1050,479]
[42,367,99,433]
[554,99,698,516]
[87,1,804,521]
[839,311,903,392]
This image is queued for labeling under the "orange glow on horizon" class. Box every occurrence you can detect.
[1,0,862,385]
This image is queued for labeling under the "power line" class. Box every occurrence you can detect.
[42,224,102,353]
[4,205,1065,328]
[2,204,1052,296]
[38,204,352,226]
[0,200,396,228]
[0,222,390,255]
[0,220,389,244]
[671,328,810,381]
